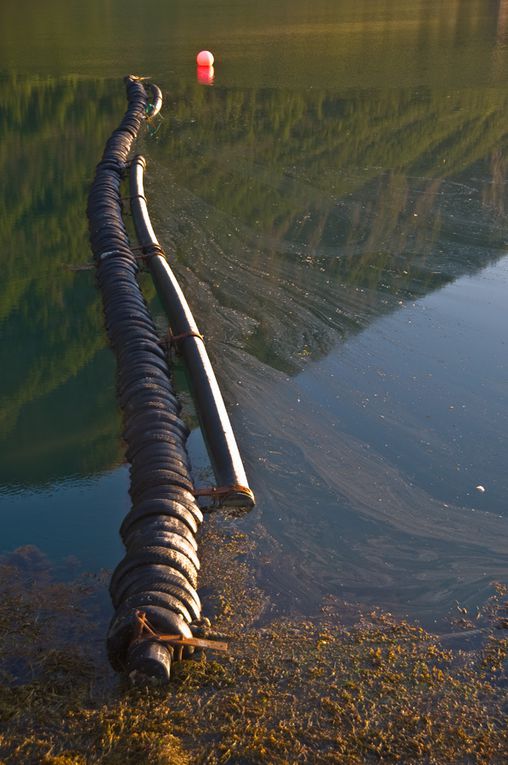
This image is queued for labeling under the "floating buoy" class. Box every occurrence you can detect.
[196,50,214,67]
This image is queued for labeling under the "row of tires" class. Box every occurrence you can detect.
[87,76,202,679]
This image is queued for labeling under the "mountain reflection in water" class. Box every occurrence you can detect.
[1,24,508,623]
[147,84,508,624]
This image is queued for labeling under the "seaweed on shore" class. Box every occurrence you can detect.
[0,531,506,764]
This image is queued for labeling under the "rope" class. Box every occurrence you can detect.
[66,262,95,272]
[133,610,228,652]
[193,484,255,504]
[128,242,167,263]
[139,243,166,258]
[169,330,204,346]
[121,194,147,203]
[161,329,204,357]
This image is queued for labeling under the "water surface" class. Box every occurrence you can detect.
[1,0,507,629]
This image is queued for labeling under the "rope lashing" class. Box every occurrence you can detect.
[137,243,167,258]
[133,610,228,653]
[193,484,256,505]
[160,330,205,359]
[169,330,205,347]
[121,194,147,204]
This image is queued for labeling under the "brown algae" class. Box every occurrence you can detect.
[0,531,506,764]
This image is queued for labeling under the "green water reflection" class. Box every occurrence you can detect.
[0,76,126,486]
[0,0,507,621]
[1,0,508,89]
[149,85,508,373]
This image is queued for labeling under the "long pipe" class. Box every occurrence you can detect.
[129,156,255,510]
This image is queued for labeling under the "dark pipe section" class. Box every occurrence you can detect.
[129,156,255,511]
[87,76,203,681]
[146,82,163,119]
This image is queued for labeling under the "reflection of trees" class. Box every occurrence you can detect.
[160,86,508,200]
[483,148,508,215]
[1,76,507,486]
[0,350,122,487]
[0,76,129,486]
[150,86,508,372]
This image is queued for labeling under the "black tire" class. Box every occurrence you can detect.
[107,604,193,671]
[120,590,192,624]
[111,563,201,618]
[120,498,200,536]
[124,530,200,568]
[110,546,199,594]
[122,516,198,550]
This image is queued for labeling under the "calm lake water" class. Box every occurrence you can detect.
[1,0,508,629]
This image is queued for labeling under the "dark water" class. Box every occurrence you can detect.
[1,0,508,628]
